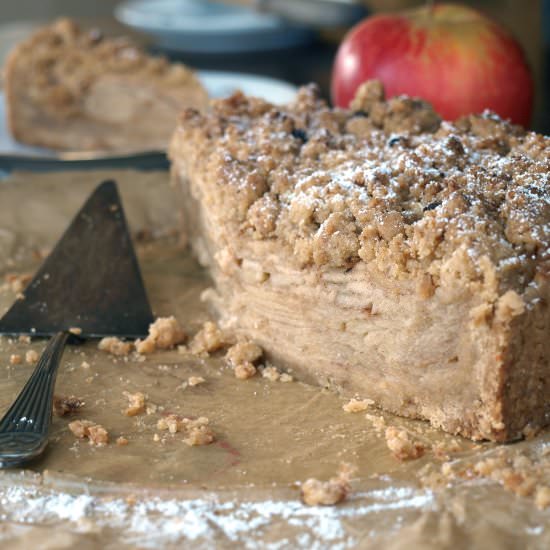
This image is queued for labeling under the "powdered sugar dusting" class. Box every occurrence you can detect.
[0,477,434,548]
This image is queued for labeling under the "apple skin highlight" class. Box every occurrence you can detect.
[331,4,534,127]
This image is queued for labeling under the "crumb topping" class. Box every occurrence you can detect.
[171,80,550,299]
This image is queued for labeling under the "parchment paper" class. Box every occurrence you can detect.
[0,170,548,549]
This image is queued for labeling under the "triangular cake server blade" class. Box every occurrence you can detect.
[0,180,154,338]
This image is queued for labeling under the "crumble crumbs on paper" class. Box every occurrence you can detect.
[122,391,146,416]
[261,366,280,382]
[116,436,129,446]
[25,350,39,364]
[188,376,205,387]
[260,365,294,383]
[535,487,550,510]
[343,398,374,413]
[9,354,22,365]
[3,272,32,294]
[234,362,257,380]
[157,414,214,446]
[301,463,356,506]
[432,439,462,461]
[53,395,85,417]
[420,448,550,509]
[226,340,263,379]
[385,426,426,461]
[136,316,187,354]
[366,413,386,433]
[68,420,109,446]
[189,321,229,355]
[98,336,133,356]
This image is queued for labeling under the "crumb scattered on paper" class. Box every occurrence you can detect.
[68,420,109,446]
[98,337,133,356]
[385,426,426,461]
[3,272,32,294]
[189,321,229,355]
[122,391,146,417]
[136,316,187,354]
[53,395,85,417]
[301,463,356,506]
[226,340,263,380]
[343,398,373,413]
[9,354,22,365]
[25,349,39,364]
[260,365,293,383]
[157,414,214,446]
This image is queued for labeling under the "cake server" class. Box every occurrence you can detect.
[0,180,154,467]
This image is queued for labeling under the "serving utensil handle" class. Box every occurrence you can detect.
[0,331,69,467]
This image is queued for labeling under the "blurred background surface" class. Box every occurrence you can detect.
[0,0,547,133]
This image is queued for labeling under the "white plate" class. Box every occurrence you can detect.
[115,0,313,53]
[201,70,297,106]
[0,71,297,163]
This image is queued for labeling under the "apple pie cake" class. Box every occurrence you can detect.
[169,80,550,442]
[4,18,208,152]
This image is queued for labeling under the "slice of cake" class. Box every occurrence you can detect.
[169,81,550,442]
[4,18,208,152]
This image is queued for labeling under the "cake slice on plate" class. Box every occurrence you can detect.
[169,81,550,442]
[4,18,208,152]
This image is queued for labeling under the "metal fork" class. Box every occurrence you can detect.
[0,332,68,467]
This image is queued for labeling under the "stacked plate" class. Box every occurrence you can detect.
[115,0,314,54]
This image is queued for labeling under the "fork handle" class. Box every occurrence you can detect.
[0,331,69,466]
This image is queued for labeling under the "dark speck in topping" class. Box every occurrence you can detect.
[291,128,308,142]
[423,202,441,212]
[352,110,368,118]
[388,136,404,147]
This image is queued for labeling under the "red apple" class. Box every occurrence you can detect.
[331,3,534,127]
